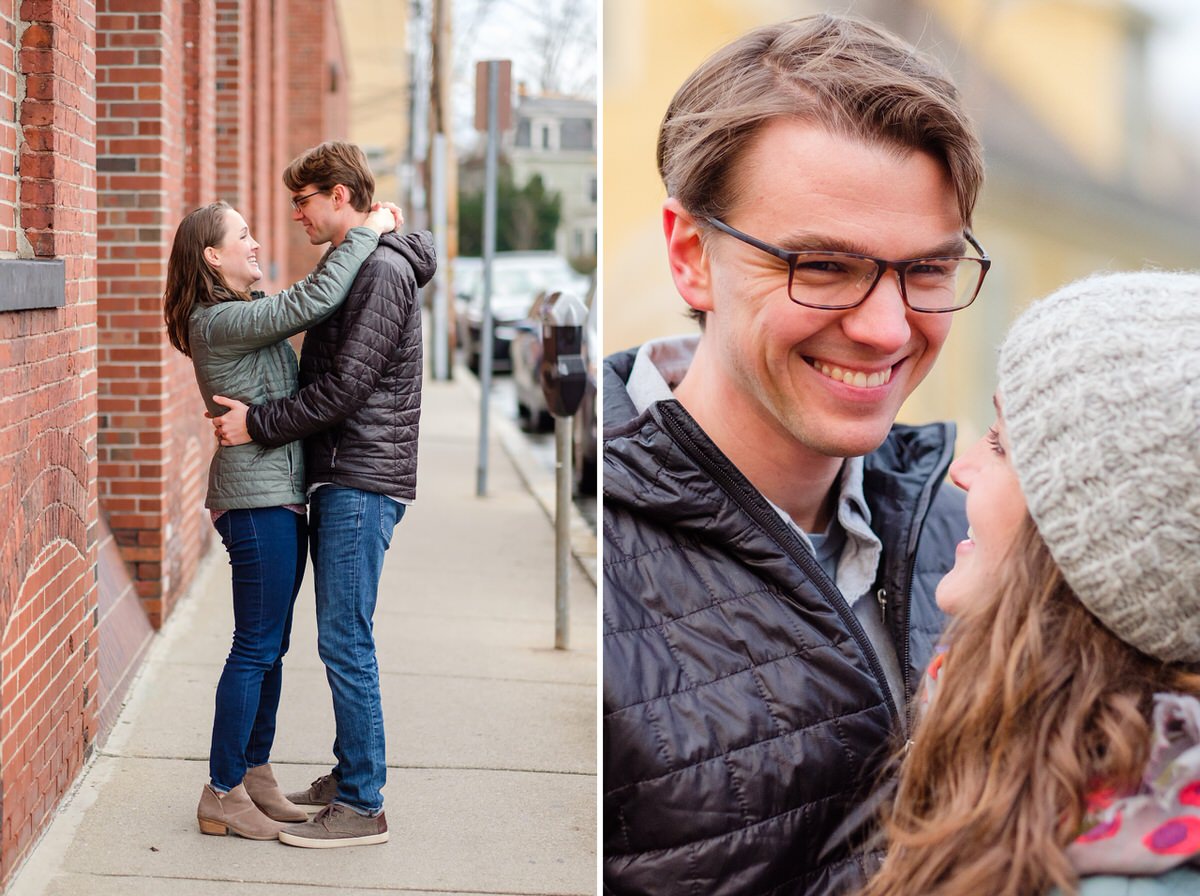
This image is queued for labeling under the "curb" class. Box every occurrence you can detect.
[450,364,597,588]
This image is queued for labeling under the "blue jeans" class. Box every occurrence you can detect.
[309,485,404,813]
[209,507,306,790]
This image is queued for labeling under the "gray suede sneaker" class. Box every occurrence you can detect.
[278,803,388,848]
[284,773,339,812]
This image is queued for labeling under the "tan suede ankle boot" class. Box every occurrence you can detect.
[243,763,308,822]
[197,783,287,839]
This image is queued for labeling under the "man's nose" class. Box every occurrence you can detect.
[839,270,910,354]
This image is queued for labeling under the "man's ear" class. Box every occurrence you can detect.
[331,184,348,208]
[663,198,714,313]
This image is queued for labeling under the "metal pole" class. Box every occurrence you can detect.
[431,132,449,380]
[476,60,499,497]
[554,415,572,649]
[407,0,430,232]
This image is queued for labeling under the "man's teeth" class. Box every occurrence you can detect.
[966,526,975,542]
[814,361,893,388]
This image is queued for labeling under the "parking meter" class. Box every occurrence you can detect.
[539,291,588,418]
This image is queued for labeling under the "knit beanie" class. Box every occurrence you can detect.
[996,271,1200,664]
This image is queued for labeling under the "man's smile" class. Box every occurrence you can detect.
[806,357,896,389]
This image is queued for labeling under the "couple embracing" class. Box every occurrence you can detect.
[163,141,436,848]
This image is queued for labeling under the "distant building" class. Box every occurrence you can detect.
[509,93,597,269]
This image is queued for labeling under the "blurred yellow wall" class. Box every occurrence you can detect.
[337,0,411,203]
[602,0,1200,446]
[929,0,1133,178]
[602,1,798,361]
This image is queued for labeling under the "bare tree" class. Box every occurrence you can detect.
[455,0,596,98]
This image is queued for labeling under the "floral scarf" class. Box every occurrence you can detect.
[1068,693,1200,876]
[915,657,1200,877]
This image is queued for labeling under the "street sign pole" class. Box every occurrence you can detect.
[431,132,449,381]
[476,61,499,497]
[472,58,511,498]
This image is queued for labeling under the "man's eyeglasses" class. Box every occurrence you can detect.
[290,189,326,212]
[705,217,990,313]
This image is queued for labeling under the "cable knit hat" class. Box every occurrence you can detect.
[997,271,1200,663]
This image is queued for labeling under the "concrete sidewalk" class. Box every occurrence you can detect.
[8,372,598,896]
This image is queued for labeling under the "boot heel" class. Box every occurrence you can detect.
[198,818,228,836]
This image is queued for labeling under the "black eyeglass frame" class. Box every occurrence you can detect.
[705,216,991,313]
[290,188,327,212]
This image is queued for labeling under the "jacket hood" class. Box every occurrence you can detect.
[380,230,437,288]
[1068,693,1200,878]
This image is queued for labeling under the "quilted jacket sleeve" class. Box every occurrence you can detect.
[200,226,380,353]
[244,251,413,447]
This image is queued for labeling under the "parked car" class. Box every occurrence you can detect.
[450,255,483,312]
[454,252,587,375]
[510,281,593,433]
[509,289,558,433]
[509,284,598,496]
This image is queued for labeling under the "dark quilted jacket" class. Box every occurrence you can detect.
[245,230,436,499]
[602,347,964,896]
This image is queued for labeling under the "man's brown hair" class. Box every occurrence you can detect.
[657,14,984,227]
[283,141,376,212]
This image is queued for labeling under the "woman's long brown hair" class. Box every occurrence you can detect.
[862,517,1200,896]
[163,201,247,356]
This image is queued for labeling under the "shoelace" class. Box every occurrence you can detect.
[315,803,348,825]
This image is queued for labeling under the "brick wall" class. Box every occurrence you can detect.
[213,0,249,210]
[283,0,348,285]
[0,0,98,882]
[183,0,216,209]
[0,5,16,254]
[0,0,351,885]
[96,0,205,628]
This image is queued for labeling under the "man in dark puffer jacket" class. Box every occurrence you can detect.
[212,142,436,848]
[604,15,985,895]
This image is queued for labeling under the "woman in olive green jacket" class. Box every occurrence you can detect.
[163,199,397,840]
[861,273,1200,896]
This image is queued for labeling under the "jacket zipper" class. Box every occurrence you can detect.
[892,423,957,734]
[875,571,916,736]
[659,406,902,726]
[901,562,917,732]
[277,347,298,492]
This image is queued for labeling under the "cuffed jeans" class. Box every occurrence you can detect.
[309,485,404,814]
[209,507,306,791]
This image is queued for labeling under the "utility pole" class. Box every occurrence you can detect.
[428,0,457,380]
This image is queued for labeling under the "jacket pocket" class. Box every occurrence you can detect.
[285,442,297,492]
